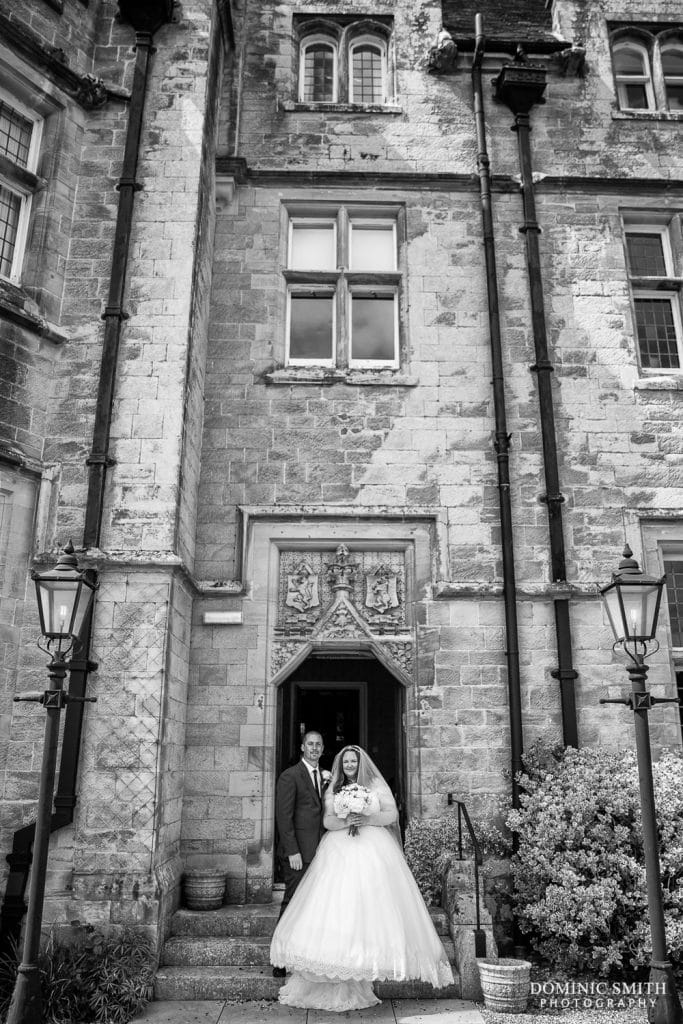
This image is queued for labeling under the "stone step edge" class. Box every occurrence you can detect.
[171,904,450,937]
[160,934,457,967]
[154,966,461,1002]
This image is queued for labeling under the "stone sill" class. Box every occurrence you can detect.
[263,367,417,386]
[634,374,683,391]
[279,100,403,116]
[0,279,67,345]
[435,581,600,599]
[612,110,683,123]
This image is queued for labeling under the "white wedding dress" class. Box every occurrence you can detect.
[270,778,454,1012]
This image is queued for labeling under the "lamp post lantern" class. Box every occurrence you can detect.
[600,544,682,1024]
[6,542,98,1024]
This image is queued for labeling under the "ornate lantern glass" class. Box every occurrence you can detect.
[600,545,665,643]
[32,542,97,641]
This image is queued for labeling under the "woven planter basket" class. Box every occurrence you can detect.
[477,958,532,1013]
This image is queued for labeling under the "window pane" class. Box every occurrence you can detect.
[290,224,335,270]
[614,46,647,76]
[662,48,683,77]
[626,233,667,276]
[624,83,649,108]
[0,100,32,168]
[352,45,383,104]
[634,297,680,369]
[289,295,334,361]
[665,83,683,111]
[664,559,683,647]
[0,185,21,277]
[350,225,395,271]
[351,295,396,362]
[303,45,335,102]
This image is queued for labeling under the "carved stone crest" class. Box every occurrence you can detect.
[365,565,399,613]
[326,543,358,592]
[285,561,319,613]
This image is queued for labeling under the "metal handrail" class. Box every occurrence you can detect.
[455,800,483,937]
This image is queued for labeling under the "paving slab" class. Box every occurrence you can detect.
[130,1000,484,1024]
[219,1005,307,1023]
[393,1000,485,1024]
[308,1001,396,1024]
[130,1001,226,1023]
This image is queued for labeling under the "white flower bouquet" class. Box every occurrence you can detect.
[333,783,379,836]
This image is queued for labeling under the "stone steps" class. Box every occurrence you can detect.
[154,965,281,1002]
[171,905,281,937]
[170,903,451,937]
[154,965,462,1002]
[154,902,461,1002]
[161,933,457,968]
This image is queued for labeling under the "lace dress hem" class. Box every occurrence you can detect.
[272,953,454,988]
[278,973,380,1011]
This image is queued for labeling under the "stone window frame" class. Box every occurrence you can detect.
[641,520,683,745]
[621,211,683,374]
[0,86,43,285]
[0,52,70,341]
[281,199,407,375]
[290,15,398,114]
[609,24,683,119]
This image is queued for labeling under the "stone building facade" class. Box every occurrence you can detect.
[0,0,682,951]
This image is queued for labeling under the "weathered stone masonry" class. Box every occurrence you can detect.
[0,0,681,949]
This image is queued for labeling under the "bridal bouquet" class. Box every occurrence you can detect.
[333,784,377,836]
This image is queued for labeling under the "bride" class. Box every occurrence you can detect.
[270,745,454,1011]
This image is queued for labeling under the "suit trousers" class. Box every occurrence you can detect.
[278,856,312,920]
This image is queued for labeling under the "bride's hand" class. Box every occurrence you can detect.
[347,812,365,827]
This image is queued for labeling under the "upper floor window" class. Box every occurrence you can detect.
[295,17,393,107]
[301,37,337,103]
[610,26,683,113]
[284,204,403,370]
[349,38,387,104]
[662,41,683,109]
[623,217,683,372]
[664,554,683,743]
[0,94,41,283]
[664,557,683,648]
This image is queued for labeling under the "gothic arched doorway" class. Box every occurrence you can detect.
[275,654,407,844]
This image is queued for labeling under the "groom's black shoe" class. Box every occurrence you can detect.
[273,967,286,978]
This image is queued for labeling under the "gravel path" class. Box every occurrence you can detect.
[480,1006,654,1024]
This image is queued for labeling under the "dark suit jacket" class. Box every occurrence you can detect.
[275,759,325,864]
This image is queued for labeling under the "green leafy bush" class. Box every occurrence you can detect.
[0,925,155,1024]
[404,816,461,905]
[404,814,505,905]
[507,741,683,979]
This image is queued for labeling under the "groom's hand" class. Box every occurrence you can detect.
[288,853,303,870]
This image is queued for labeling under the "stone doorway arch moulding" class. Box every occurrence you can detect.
[238,507,442,691]
[238,507,442,897]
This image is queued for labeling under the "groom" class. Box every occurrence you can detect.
[273,730,326,977]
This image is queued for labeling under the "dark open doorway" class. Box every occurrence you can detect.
[276,654,406,824]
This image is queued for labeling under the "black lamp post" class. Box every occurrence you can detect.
[6,541,98,1024]
[600,544,682,1024]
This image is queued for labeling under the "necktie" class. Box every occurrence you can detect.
[313,769,320,797]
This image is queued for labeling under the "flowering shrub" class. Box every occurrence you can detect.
[507,741,683,979]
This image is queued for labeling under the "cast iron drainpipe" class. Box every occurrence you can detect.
[494,58,579,748]
[84,32,154,547]
[0,33,154,957]
[472,14,524,811]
